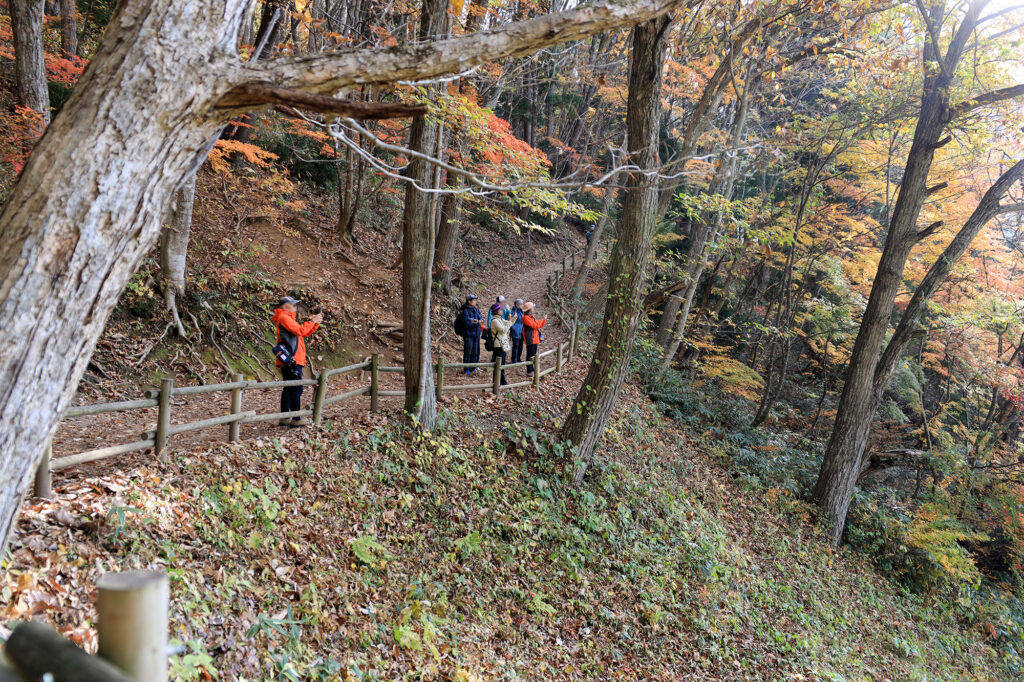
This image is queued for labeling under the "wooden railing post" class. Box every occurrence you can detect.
[492,355,502,394]
[571,252,576,269]
[556,343,564,372]
[97,571,169,682]
[570,316,579,360]
[33,442,52,499]
[370,354,380,412]
[229,373,243,442]
[155,377,173,463]
[533,352,541,387]
[312,369,328,427]
[435,356,444,401]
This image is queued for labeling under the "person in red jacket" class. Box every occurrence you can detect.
[522,302,546,376]
[272,296,322,427]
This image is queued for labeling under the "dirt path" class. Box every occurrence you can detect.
[50,250,582,481]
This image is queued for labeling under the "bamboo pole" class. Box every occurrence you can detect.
[370,353,380,412]
[312,369,328,427]
[33,442,52,499]
[155,377,173,463]
[229,373,243,442]
[97,571,169,682]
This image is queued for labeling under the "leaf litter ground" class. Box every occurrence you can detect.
[2,351,1007,680]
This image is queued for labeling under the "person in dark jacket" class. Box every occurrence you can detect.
[522,302,546,375]
[457,294,484,374]
[272,296,322,427]
[509,298,525,364]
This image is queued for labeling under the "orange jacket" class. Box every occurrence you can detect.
[523,313,545,345]
[272,308,319,366]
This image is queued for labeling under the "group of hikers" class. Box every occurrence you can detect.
[454,294,546,386]
[269,292,547,426]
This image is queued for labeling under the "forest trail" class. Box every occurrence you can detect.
[50,246,584,476]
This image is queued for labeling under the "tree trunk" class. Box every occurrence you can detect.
[0,0,688,556]
[9,0,50,122]
[660,80,754,368]
[569,184,616,300]
[561,13,671,480]
[400,0,448,427]
[433,171,463,295]
[159,173,197,338]
[59,0,78,57]
[813,0,991,544]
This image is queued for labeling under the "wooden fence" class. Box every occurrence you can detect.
[34,248,591,496]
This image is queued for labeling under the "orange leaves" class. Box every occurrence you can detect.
[207,140,279,174]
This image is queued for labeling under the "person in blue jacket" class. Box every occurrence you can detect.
[456,294,484,374]
[509,298,525,364]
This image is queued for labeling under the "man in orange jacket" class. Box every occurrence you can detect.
[272,296,322,427]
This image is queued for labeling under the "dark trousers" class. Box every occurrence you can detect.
[280,363,304,417]
[491,349,508,385]
[463,333,480,365]
[510,337,524,364]
[525,343,539,373]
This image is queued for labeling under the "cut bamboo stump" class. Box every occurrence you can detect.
[229,373,243,442]
[97,571,169,682]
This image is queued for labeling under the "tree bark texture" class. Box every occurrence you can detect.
[0,0,687,556]
[400,0,448,427]
[9,0,50,122]
[159,173,197,337]
[813,0,993,544]
[59,0,78,57]
[561,14,671,479]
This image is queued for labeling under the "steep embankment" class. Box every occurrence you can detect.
[4,343,1006,680]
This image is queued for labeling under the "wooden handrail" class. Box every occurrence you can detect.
[41,251,590,487]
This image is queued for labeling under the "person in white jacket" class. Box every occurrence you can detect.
[490,311,514,386]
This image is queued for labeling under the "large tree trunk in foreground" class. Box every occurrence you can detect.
[400,0,448,427]
[812,0,1017,544]
[561,14,671,480]
[159,174,197,338]
[9,0,50,122]
[0,0,687,557]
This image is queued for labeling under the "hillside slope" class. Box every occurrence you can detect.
[4,345,1009,680]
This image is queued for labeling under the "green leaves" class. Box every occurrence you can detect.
[351,536,392,566]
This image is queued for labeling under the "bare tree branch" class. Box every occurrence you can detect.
[235,0,688,96]
[216,83,426,118]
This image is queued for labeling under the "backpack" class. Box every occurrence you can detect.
[453,311,467,336]
[483,329,495,352]
[273,323,298,365]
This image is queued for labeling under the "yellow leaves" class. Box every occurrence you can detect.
[450,0,467,17]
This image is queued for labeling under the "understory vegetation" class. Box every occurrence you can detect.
[6,392,1010,679]
[633,336,1024,674]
